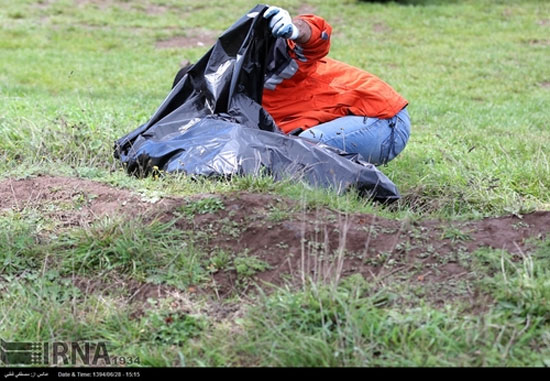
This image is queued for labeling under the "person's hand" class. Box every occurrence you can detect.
[263,6,299,40]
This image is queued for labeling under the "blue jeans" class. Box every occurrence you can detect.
[298,107,411,165]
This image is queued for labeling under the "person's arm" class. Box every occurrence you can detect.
[263,6,332,92]
[292,18,312,44]
[289,14,332,64]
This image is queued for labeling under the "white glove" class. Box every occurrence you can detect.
[263,6,299,40]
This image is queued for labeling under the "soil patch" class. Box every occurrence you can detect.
[0,174,180,228]
[156,29,219,49]
[527,39,550,46]
[297,4,318,15]
[2,175,549,308]
[141,4,169,15]
[69,274,240,320]
[372,21,392,34]
[73,0,172,15]
[170,192,550,303]
[71,275,179,305]
[74,0,128,11]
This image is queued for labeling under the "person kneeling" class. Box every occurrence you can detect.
[262,6,411,166]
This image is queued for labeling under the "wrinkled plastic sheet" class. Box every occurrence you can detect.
[114,4,400,202]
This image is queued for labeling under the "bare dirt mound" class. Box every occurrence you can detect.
[168,193,550,302]
[0,174,180,228]
[1,175,549,304]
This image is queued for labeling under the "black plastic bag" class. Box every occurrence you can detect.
[114,4,400,202]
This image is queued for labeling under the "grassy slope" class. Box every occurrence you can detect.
[1,0,550,366]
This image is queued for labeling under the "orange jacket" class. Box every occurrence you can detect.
[262,15,408,134]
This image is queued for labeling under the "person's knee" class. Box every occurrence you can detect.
[298,113,410,166]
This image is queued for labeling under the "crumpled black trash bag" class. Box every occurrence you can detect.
[114,4,400,202]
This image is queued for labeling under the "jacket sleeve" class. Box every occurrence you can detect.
[262,14,332,91]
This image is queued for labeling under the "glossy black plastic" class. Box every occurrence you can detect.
[114,4,400,202]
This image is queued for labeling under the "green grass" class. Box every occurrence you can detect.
[1,0,549,218]
[1,0,550,367]
[186,240,550,366]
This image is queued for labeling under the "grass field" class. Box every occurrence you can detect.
[1,0,550,367]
